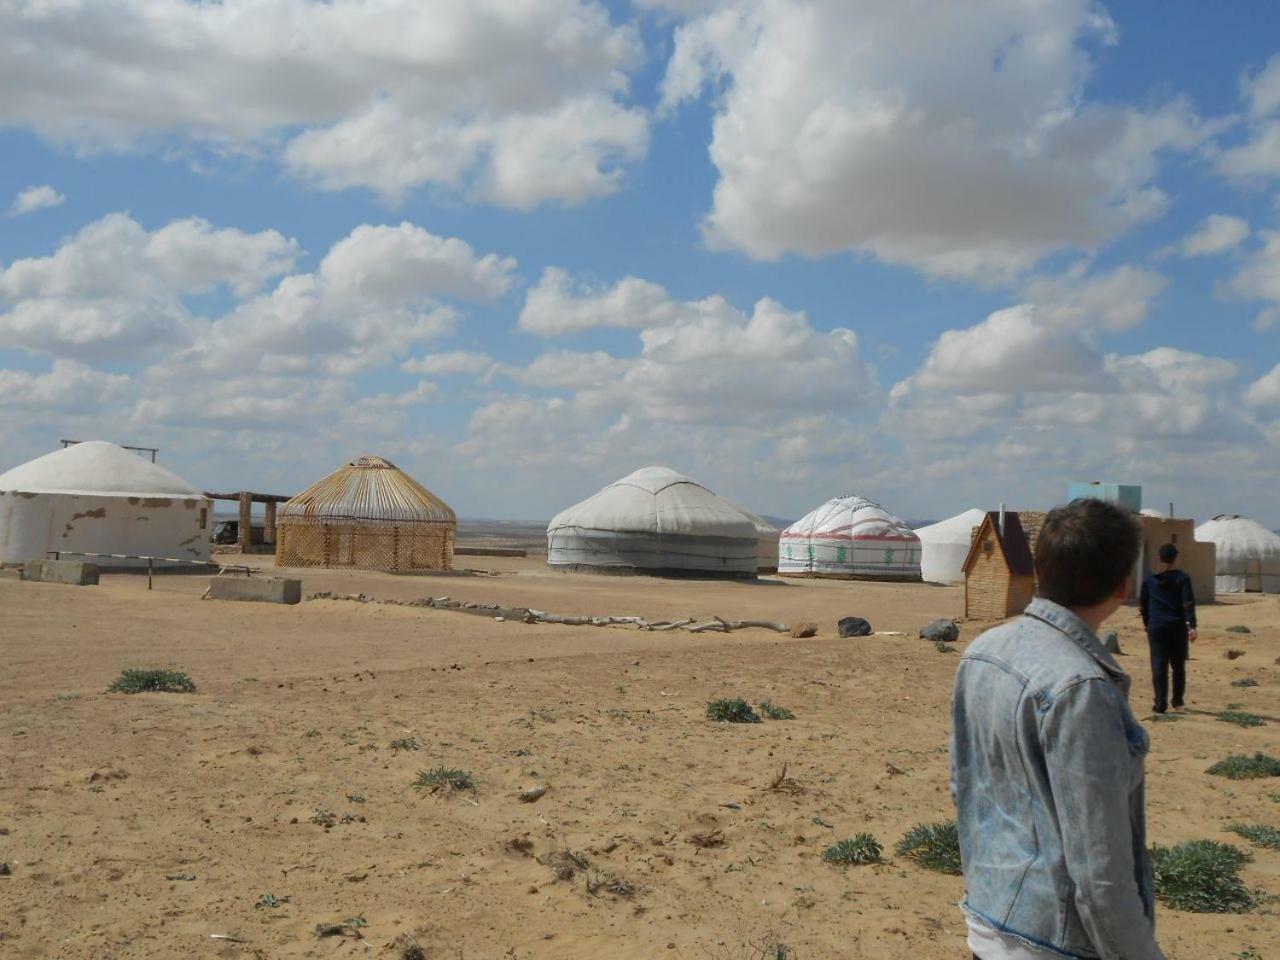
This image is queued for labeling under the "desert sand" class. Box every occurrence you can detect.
[0,556,1276,959]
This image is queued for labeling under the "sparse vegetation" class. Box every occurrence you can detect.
[895,820,962,875]
[758,701,795,720]
[1207,754,1280,779]
[255,893,289,908]
[1226,625,1252,634]
[822,833,882,866]
[545,849,591,881]
[1148,713,1182,722]
[1228,824,1280,849]
[586,869,637,899]
[1230,678,1259,688]
[107,668,196,694]
[707,698,761,723]
[412,766,474,792]
[303,728,321,738]
[1150,839,1254,913]
[934,640,957,653]
[1217,710,1267,728]
[389,737,419,753]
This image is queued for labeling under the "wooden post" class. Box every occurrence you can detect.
[264,500,276,544]
[238,492,252,551]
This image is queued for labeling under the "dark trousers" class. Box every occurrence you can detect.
[1148,624,1188,712]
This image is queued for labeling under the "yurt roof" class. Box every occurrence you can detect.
[783,495,918,540]
[0,441,204,499]
[280,455,455,525]
[549,466,758,539]
[724,500,781,540]
[1139,508,1167,518]
[1196,515,1280,554]
[915,508,987,541]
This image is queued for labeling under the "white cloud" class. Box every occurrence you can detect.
[0,213,298,359]
[519,268,681,335]
[1023,262,1167,331]
[1172,214,1250,258]
[0,0,646,208]
[0,360,131,410]
[657,0,1209,281]
[1245,363,1280,408]
[1225,229,1280,304]
[9,184,64,216]
[1215,56,1280,181]
[402,351,494,376]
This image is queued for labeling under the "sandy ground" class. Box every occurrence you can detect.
[0,558,1276,959]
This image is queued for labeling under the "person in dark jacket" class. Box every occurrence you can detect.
[1139,543,1197,713]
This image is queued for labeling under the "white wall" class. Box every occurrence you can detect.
[0,491,210,567]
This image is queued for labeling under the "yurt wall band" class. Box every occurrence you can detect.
[276,456,456,572]
[0,441,210,568]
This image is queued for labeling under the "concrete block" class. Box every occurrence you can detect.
[207,576,301,605]
[0,568,23,581]
[23,559,99,585]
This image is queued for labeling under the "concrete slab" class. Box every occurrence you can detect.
[21,559,100,585]
[0,568,23,581]
[207,576,301,605]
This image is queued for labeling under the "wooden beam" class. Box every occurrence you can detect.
[264,500,277,545]
[238,492,252,549]
[204,491,293,503]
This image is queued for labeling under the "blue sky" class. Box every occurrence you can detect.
[1,0,1278,526]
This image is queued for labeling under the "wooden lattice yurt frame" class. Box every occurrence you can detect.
[275,456,456,572]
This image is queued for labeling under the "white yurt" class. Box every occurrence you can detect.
[915,508,988,584]
[779,495,921,581]
[725,502,781,573]
[547,466,759,579]
[0,441,211,568]
[1194,514,1280,594]
[1139,507,1167,518]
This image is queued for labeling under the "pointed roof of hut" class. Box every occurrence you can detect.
[963,511,1034,576]
[0,441,202,499]
[279,455,455,525]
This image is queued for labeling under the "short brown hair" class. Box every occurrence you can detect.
[1035,499,1140,608]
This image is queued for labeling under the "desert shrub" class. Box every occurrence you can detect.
[758,701,795,720]
[1150,839,1253,913]
[1217,710,1267,729]
[1226,625,1252,634]
[1206,753,1280,780]
[412,766,474,792]
[107,668,196,694]
[389,737,419,752]
[934,640,957,653]
[1230,678,1259,688]
[707,698,761,723]
[895,820,962,874]
[1228,824,1280,850]
[822,833,882,866]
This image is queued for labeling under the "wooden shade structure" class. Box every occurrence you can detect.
[275,455,455,571]
[963,511,1035,620]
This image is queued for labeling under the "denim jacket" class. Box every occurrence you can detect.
[950,598,1162,960]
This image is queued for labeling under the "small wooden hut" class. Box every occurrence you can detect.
[275,455,456,572]
[963,511,1035,620]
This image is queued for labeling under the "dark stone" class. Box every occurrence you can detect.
[919,619,960,643]
[837,616,872,638]
[1100,630,1122,655]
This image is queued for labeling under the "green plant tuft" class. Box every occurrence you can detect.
[822,833,882,866]
[706,698,761,723]
[1150,839,1253,913]
[1218,710,1267,728]
[758,701,795,720]
[1228,824,1280,849]
[1230,678,1259,688]
[1206,753,1280,780]
[1225,625,1252,634]
[412,765,474,792]
[107,668,196,694]
[895,820,962,874]
[389,737,419,752]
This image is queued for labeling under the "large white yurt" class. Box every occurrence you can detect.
[779,495,921,581]
[0,441,210,568]
[547,466,759,579]
[915,508,988,584]
[1194,514,1280,594]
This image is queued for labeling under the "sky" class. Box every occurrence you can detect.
[1,0,1279,526]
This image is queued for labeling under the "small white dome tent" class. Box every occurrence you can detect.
[724,501,781,573]
[779,495,921,581]
[1194,514,1280,594]
[0,441,210,568]
[547,466,758,579]
[915,508,988,584]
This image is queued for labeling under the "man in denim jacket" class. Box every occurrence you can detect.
[951,500,1162,960]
